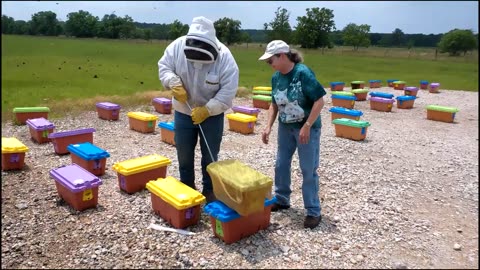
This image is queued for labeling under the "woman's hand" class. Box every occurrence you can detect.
[262,127,271,144]
[299,125,311,144]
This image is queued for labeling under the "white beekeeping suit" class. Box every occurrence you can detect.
[158,16,239,116]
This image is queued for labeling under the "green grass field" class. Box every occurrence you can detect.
[2,35,478,121]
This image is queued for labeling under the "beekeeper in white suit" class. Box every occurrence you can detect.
[158,16,239,203]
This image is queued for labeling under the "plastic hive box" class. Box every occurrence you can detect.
[152,97,172,114]
[13,107,50,125]
[429,83,440,93]
[226,113,257,135]
[203,198,277,244]
[232,106,261,117]
[332,118,371,141]
[351,89,369,101]
[48,128,96,155]
[158,121,175,146]
[26,117,55,144]
[96,102,121,121]
[393,81,406,90]
[396,96,416,109]
[387,79,399,87]
[127,112,158,133]
[50,164,103,211]
[330,82,345,91]
[146,176,206,229]
[369,80,382,88]
[112,154,171,194]
[1,137,29,171]
[331,95,356,109]
[420,80,429,90]
[252,86,272,91]
[369,92,394,99]
[252,95,272,110]
[404,87,419,97]
[329,107,363,121]
[350,81,365,90]
[67,142,110,176]
[369,97,395,112]
[426,105,458,123]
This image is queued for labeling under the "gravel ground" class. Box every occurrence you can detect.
[1,86,478,269]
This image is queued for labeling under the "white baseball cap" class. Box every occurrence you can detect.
[258,40,290,60]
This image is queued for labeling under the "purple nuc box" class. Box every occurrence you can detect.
[49,164,102,193]
[232,106,260,115]
[96,102,121,110]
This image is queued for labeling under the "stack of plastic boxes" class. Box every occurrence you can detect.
[204,159,274,244]
[331,92,356,109]
[368,92,395,112]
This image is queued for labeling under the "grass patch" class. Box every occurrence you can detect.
[2,35,478,122]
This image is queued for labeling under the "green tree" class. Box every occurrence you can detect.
[168,19,188,40]
[2,15,15,34]
[30,11,61,36]
[151,24,169,40]
[438,29,478,56]
[65,10,98,37]
[264,7,292,43]
[97,14,125,38]
[144,28,152,41]
[12,20,30,35]
[295,7,335,49]
[342,23,371,50]
[241,32,251,44]
[378,35,391,47]
[214,17,242,46]
[391,28,405,47]
[118,15,135,39]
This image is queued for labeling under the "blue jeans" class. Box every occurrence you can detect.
[274,123,321,217]
[174,111,224,193]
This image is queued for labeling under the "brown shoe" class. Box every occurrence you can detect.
[202,190,217,204]
[271,203,290,212]
[304,215,322,229]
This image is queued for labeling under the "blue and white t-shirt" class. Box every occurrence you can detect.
[271,63,326,129]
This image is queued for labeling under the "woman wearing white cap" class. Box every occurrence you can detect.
[259,40,326,229]
[158,16,239,203]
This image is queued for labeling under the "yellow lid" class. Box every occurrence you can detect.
[146,176,206,210]
[207,159,272,192]
[2,137,29,153]
[253,86,272,91]
[127,112,158,121]
[226,113,257,123]
[112,154,171,175]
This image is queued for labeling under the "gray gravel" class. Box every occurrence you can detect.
[1,87,478,269]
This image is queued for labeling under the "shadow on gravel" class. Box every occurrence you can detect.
[55,198,108,215]
[211,231,281,265]
[280,207,339,233]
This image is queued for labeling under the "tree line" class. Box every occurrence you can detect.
[2,6,478,56]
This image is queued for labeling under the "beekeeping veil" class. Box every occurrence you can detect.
[184,16,220,64]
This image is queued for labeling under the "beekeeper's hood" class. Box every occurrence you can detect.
[184,16,220,64]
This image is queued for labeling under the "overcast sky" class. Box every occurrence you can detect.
[1,1,478,34]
